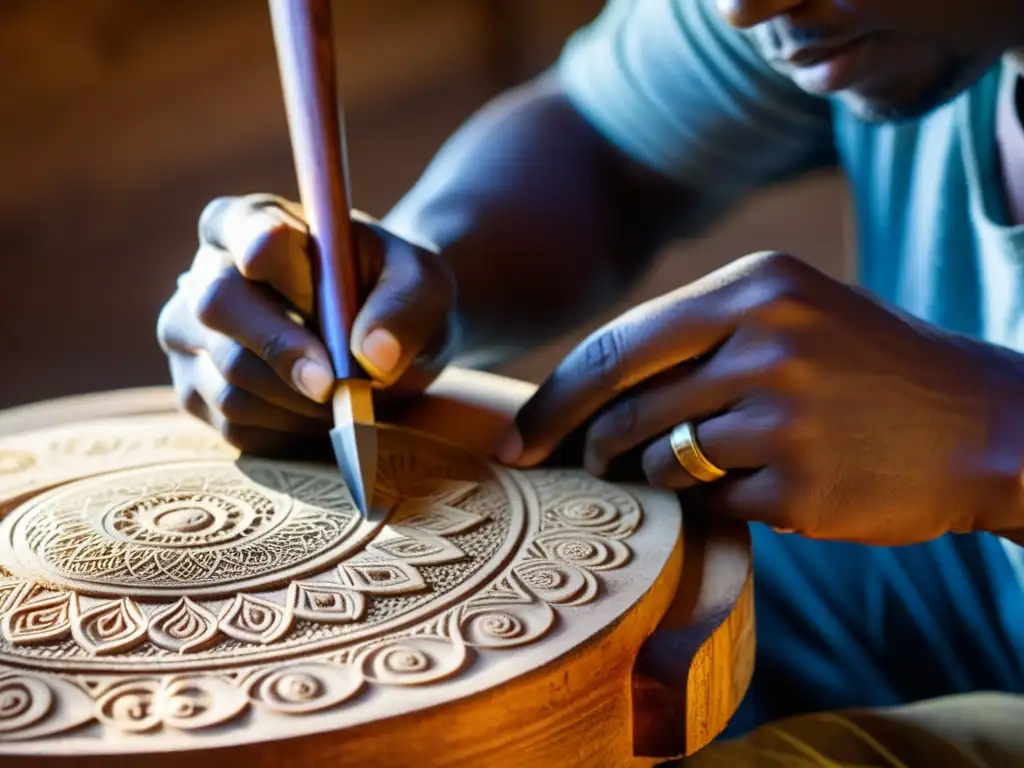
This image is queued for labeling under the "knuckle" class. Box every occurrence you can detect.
[235,223,288,280]
[155,296,182,352]
[738,259,820,325]
[586,399,639,461]
[193,268,239,328]
[575,327,628,392]
[205,411,246,450]
[759,344,815,391]
[213,417,242,448]
[377,251,455,326]
[197,197,234,247]
[178,387,205,419]
[420,251,456,303]
[641,447,671,489]
[258,329,301,366]
[374,284,421,322]
[751,284,815,323]
[770,409,815,457]
[217,344,250,387]
[743,250,806,283]
[604,398,641,442]
[211,385,249,422]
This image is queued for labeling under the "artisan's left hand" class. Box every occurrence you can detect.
[496,252,1024,545]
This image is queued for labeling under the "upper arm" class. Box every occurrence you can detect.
[557,0,837,211]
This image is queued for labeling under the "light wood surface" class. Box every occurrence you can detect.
[0,368,753,765]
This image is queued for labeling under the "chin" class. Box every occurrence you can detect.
[836,91,942,123]
[830,55,995,124]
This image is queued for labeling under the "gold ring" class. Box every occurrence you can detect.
[669,421,726,483]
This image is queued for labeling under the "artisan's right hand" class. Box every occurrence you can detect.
[157,194,457,456]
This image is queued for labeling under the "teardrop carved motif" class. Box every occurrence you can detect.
[0,579,27,615]
[389,479,485,536]
[148,598,220,654]
[218,594,292,645]
[336,561,427,595]
[71,598,147,656]
[287,582,365,624]
[370,532,466,566]
[2,592,75,646]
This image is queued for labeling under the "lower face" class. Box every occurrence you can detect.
[744,14,1012,123]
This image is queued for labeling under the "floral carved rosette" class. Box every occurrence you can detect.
[0,423,660,754]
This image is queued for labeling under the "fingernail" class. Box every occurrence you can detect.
[772,527,795,534]
[357,328,402,381]
[495,427,524,466]
[292,357,334,402]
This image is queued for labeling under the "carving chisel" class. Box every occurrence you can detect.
[268,0,376,516]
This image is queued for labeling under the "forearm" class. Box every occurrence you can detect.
[383,73,689,368]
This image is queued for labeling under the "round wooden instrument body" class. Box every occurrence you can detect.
[0,370,754,767]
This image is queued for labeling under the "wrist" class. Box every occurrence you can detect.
[965,343,1024,536]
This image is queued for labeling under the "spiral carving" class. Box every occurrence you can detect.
[96,680,161,733]
[359,636,467,686]
[513,559,597,606]
[532,530,630,571]
[249,663,362,715]
[96,677,247,733]
[550,496,620,530]
[474,612,524,639]
[384,647,430,673]
[155,676,247,730]
[460,594,555,650]
[0,674,51,736]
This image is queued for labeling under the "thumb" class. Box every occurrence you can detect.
[349,219,457,387]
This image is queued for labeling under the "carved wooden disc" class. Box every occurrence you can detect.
[0,419,680,759]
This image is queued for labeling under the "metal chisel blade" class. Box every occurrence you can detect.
[330,380,377,517]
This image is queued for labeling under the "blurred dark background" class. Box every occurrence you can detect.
[0,0,847,408]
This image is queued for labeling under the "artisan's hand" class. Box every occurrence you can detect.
[157,194,457,456]
[496,252,1024,545]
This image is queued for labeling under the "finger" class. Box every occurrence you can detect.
[683,467,794,531]
[639,407,772,490]
[349,221,456,386]
[207,414,332,460]
[204,334,331,422]
[157,288,205,356]
[582,332,790,475]
[500,291,738,468]
[198,194,314,314]
[193,353,329,434]
[499,253,824,467]
[169,354,325,457]
[582,358,715,476]
[168,353,209,421]
[191,265,335,403]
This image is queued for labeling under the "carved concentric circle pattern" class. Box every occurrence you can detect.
[0,419,669,756]
[0,461,374,598]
